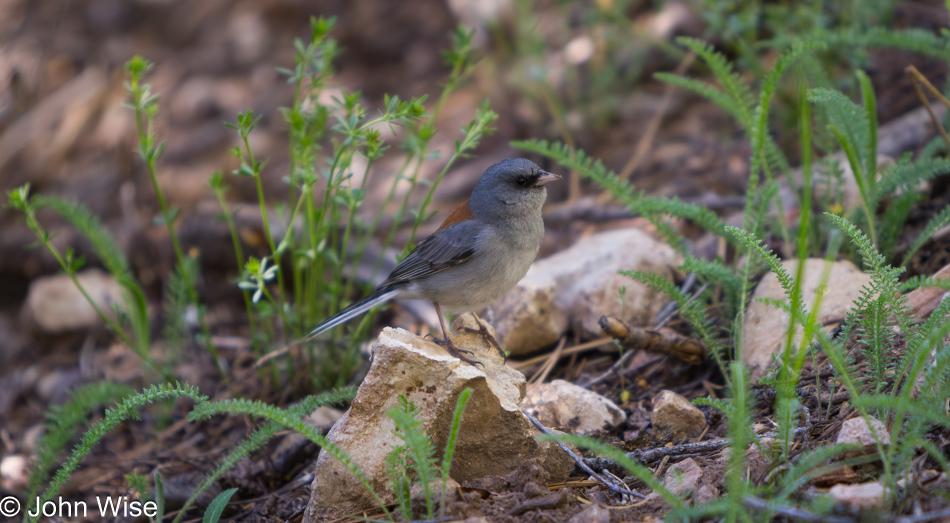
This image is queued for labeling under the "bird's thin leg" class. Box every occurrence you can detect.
[434,302,452,340]
[458,311,507,362]
[429,302,483,367]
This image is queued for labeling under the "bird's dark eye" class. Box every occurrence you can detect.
[516,176,527,187]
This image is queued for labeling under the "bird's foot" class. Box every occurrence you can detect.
[458,321,507,362]
[429,335,484,368]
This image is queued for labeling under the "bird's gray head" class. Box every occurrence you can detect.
[469,158,560,220]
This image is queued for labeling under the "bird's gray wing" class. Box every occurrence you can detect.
[383,221,483,285]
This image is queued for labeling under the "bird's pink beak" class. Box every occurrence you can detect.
[536,170,562,186]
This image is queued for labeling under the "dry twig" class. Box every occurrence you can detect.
[510,337,614,372]
[599,316,707,364]
[529,336,567,385]
[523,410,647,500]
[906,65,950,150]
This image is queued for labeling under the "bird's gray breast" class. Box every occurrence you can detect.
[416,216,543,312]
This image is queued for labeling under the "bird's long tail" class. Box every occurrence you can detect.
[306,286,400,339]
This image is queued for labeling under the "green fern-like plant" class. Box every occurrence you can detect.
[808,77,880,246]
[745,211,950,504]
[798,26,950,64]
[726,227,805,316]
[825,212,910,393]
[27,383,207,523]
[901,203,950,266]
[387,396,439,519]
[171,387,356,523]
[656,40,827,375]
[879,152,950,190]
[806,69,950,262]
[511,138,732,252]
[860,276,950,495]
[188,397,393,520]
[680,256,744,318]
[727,222,844,465]
[439,388,471,517]
[515,40,827,380]
[723,362,754,521]
[904,278,950,399]
[724,221,908,511]
[7,186,167,379]
[385,389,472,520]
[24,382,135,518]
[385,442,413,520]
[126,56,221,374]
[34,195,152,354]
[726,225,808,453]
[656,39,821,237]
[161,255,197,360]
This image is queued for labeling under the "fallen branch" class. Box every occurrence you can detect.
[905,65,950,150]
[522,410,646,499]
[599,316,707,364]
[583,428,809,477]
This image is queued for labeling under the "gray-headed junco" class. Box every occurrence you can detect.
[307,158,560,365]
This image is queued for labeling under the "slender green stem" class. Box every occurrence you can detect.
[830,125,878,247]
[128,62,222,376]
[129,89,184,266]
[857,70,878,197]
[363,153,415,281]
[238,129,291,339]
[312,141,367,336]
[211,178,259,350]
[338,159,375,310]
[17,200,171,380]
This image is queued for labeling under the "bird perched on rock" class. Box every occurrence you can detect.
[307,158,560,366]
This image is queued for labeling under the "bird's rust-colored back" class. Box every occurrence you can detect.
[436,199,475,231]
